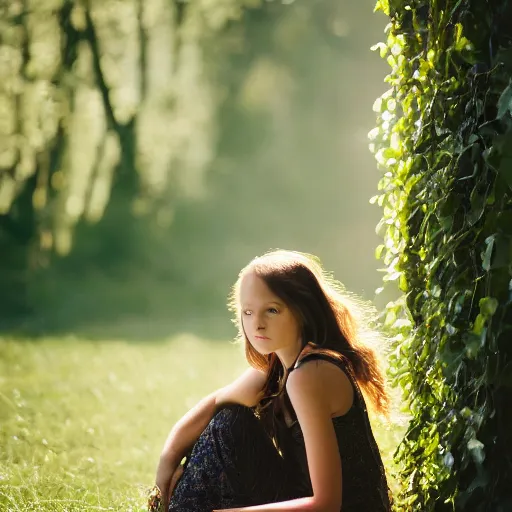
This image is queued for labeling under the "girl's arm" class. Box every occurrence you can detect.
[215,361,343,512]
[156,367,266,505]
[155,391,217,506]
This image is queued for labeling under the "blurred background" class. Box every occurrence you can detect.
[0,0,390,340]
[0,2,406,509]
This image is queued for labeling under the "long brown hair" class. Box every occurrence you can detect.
[228,249,390,418]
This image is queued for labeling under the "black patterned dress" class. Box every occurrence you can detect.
[168,352,391,511]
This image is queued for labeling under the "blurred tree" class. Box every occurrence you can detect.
[0,0,386,330]
[0,0,258,316]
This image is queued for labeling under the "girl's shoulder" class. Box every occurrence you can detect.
[287,346,355,416]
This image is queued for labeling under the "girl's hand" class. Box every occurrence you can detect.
[150,462,184,511]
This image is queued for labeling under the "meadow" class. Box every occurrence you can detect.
[0,335,404,511]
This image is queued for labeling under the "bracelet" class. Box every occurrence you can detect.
[147,484,163,512]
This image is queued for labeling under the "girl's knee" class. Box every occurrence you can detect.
[210,404,261,439]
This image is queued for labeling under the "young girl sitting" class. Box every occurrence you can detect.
[151,250,392,512]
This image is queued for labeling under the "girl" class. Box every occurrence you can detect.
[151,250,392,512]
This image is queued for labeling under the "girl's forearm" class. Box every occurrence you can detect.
[160,391,218,466]
[156,392,219,508]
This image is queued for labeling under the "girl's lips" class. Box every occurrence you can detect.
[255,335,270,340]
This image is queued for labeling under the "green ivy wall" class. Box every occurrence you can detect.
[371,0,512,510]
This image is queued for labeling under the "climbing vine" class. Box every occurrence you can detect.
[370,0,512,510]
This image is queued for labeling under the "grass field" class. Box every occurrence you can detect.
[0,335,404,511]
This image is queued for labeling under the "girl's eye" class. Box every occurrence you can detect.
[268,308,278,314]
[243,310,252,316]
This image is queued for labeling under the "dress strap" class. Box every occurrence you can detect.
[292,351,350,373]
[286,345,311,373]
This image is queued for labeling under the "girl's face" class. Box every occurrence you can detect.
[240,272,302,358]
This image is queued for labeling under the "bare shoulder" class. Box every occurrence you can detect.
[287,353,354,416]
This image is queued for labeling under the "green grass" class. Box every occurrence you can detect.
[0,335,404,511]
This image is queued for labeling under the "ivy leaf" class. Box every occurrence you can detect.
[496,81,512,119]
[373,0,390,15]
[443,451,455,468]
[467,438,485,465]
[463,471,490,496]
[464,332,482,358]
[370,42,388,58]
[482,235,495,271]
[375,244,385,259]
[446,323,458,335]
[479,297,499,317]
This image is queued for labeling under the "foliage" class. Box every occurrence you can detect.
[0,0,256,256]
[370,0,512,510]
